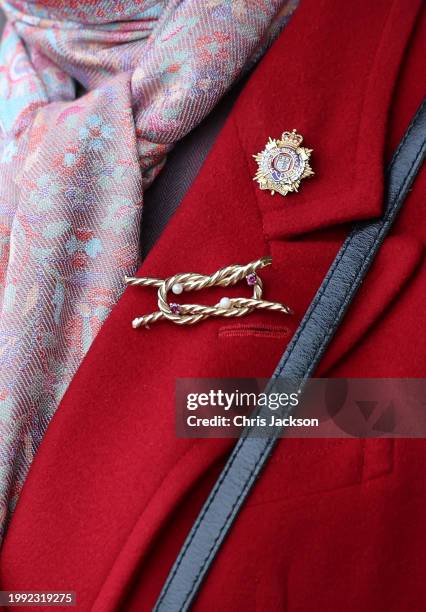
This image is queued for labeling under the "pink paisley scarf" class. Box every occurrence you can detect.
[0,0,297,540]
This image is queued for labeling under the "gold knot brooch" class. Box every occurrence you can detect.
[125,256,292,329]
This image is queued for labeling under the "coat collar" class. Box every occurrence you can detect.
[233,0,421,239]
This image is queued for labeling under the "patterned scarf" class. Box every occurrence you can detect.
[0,0,297,541]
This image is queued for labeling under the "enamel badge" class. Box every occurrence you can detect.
[253,129,314,196]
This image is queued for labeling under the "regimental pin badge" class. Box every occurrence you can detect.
[253,129,314,196]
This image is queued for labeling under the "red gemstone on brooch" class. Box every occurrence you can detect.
[170,303,181,314]
[246,273,257,286]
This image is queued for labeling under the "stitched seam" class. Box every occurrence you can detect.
[218,326,289,339]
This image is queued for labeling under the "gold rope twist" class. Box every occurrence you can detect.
[125,256,292,329]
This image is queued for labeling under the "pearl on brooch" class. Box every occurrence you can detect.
[172,283,183,295]
[219,297,231,309]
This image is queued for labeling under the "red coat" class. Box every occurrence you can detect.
[1,0,425,610]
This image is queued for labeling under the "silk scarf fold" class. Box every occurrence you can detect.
[0,0,297,541]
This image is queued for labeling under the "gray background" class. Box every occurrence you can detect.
[0,10,4,37]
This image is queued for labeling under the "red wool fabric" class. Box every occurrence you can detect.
[1,0,425,610]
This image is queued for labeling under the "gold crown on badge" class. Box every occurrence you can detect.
[253,129,314,197]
